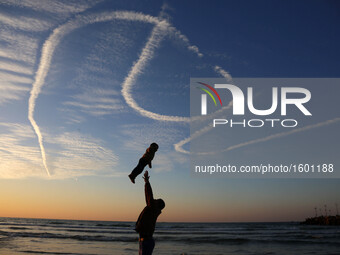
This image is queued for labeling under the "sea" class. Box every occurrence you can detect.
[0,217,339,255]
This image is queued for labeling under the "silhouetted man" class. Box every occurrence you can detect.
[135,171,165,255]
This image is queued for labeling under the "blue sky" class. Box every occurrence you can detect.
[0,0,339,221]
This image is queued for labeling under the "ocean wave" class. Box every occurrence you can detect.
[96,223,132,228]
[20,250,97,255]
[0,230,137,242]
[0,222,133,232]
[9,227,29,230]
[1,220,339,247]
[47,221,67,225]
[2,228,338,246]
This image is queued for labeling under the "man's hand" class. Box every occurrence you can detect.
[143,170,150,183]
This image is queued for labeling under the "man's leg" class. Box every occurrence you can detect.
[139,239,155,255]
[139,240,143,255]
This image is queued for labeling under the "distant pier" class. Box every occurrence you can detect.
[301,215,340,226]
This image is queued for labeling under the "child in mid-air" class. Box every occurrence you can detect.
[128,143,159,184]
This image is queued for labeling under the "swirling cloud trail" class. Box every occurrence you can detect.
[28,11,203,175]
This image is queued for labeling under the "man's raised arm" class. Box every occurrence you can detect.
[143,171,154,206]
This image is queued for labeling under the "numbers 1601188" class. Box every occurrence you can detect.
[292,164,334,173]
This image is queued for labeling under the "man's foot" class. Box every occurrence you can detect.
[128,174,135,184]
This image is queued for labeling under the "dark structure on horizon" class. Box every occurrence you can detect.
[301,215,340,225]
[301,204,340,226]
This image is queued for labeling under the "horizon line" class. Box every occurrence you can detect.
[0,215,303,224]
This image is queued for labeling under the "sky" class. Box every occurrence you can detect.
[0,0,339,222]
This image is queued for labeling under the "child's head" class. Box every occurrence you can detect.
[150,143,159,151]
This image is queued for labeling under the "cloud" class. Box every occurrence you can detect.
[0,30,38,64]
[120,123,188,173]
[175,118,340,155]
[0,29,37,106]
[174,101,234,154]
[121,123,183,152]
[46,132,119,178]
[0,122,45,178]
[174,124,212,155]
[0,122,36,138]
[4,5,331,179]
[120,14,204,122]
[188,45,203,57]
[152,151,190,173]
[63,101,123,116]
[219,118,340,153]
[63,88,125,117]
[58,108,86,125]
[0,11,53,32]
[0,5,232,178]
[0,69,33,104]
[120,19,186,122]
[0,60,33,75]
[151,153,174,173]
[0,47,34,65]
[28,10,207,176]
[121,42,229,122]
[0,83,30,104]
[0,71,32,84]
[214,65,232,81]
[0,0,100,17]
[0,122,119,179]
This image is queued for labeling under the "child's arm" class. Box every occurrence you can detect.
[143,171,154,206]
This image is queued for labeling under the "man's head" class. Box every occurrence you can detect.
[155,199,165,211]
[150,143,159,151]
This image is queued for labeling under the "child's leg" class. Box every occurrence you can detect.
[130,158,148,179]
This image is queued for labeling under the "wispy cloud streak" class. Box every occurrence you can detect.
[175,118,340,154]
[0,30,38,64]
[29,10,205,175]
[0,122,118,179]
[0,122,43,178]
[174,101,233,154]
[120,20,191,122]
[214,65,232,81]
[220,118,340,153]
[0,0,99,17]
[0,83,30,104]
[0,60,32,75]
[0,12,52,32]
[47,132,118,178]
[0,71,32,84]
[63,88,124,117]
[120,13,202,122]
